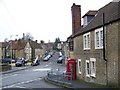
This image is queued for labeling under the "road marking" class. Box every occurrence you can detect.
[14,85,26,88]
[1,74,18,80]
[45,65,48,67]
[2,77,42,88]
[33,68,51,71]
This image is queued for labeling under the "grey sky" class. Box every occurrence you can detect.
[0,0,112,43]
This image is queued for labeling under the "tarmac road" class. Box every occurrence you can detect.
[1,52,66,89]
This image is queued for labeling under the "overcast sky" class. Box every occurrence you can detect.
[0,0,112,43]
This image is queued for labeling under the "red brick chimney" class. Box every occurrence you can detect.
[71,3,81,34]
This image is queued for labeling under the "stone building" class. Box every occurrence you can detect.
[68,1,120,87]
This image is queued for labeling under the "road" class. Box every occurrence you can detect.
[1,52,66,89]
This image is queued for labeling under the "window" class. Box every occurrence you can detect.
[95,27,103,49]
[86,60,90,77]
[83,16,88,27]
[90,58,96,77]
[69,40,74,51]
[83,32,90,50]
[78,59,82,74]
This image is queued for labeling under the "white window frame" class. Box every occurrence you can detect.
[78,59,82,74]
[83,32,90,50]
[86,60,90,77]
[90,58,96,77]
[95,27,103,49]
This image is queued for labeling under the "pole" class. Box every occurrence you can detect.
[10,35,12,59]
[10,35,18,59]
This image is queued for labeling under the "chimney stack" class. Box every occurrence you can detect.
[71,3,81,34]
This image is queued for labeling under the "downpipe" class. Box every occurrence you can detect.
[102,13,108,86]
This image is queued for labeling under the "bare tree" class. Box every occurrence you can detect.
[4,38,8,42]
[24,32,34,40]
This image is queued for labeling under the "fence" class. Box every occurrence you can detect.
[46,69,73,86]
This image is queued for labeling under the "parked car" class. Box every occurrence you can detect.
[43,55,51,61]
[11,59,16,63]
[57,56,64,63]
[15,59,25,67]
[59,52,62,57]
[31,59,40,66]
[1,58,15,64]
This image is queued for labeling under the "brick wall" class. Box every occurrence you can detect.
[71,3,81,34]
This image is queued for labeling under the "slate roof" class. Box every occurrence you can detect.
[0,42,9,48]
[29,40,43,49]
[82,10,98,18]
[71,1,120,38]
[12,39,27,50]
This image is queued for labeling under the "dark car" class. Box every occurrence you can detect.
[57,56,64,63]
[1,58,14,64]
[15,59,25,67]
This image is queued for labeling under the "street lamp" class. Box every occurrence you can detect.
[10,35,18,59]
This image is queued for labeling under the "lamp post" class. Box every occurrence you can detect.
[10,35,18,59]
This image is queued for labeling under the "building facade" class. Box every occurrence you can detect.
[68,1,120,87]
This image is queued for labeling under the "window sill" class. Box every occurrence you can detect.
[86,75,90,78]
[79,72,81,75]
[83,48,91,50]
[91,75,96,78]
[95,47,103,49]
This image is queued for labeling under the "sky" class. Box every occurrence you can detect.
[0,0,112,43]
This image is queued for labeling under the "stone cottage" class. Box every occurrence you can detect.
[68,1,120,87]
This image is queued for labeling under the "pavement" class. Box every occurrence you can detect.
[0,62,32,75]
[44,74,111,90]
[0,63,116,89]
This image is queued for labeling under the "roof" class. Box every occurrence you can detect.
[0,42,9,48]
[72,1,120,38]
[82,10,98,18]
[29,40,42,49]
[12,39,27,50]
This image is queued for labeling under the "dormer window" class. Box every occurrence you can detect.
[82,10,98,27]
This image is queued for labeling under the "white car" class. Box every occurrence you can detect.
[43,55,51,61]
[59,52,62,57]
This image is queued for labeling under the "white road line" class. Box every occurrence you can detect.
[14,85,26,88]
[45,65,48,67]
[2,77,42,88]
[1,74,18,79]
[33,68,51,71]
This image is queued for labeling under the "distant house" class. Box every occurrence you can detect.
[12,39,27,59]
[63,41,69,58]
[24,40,43,61]
[68,1,120,87]
[0,42,9,59]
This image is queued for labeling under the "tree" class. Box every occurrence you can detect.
[4,38,8,42]
[23,32,34,40]
[53,37,61,50]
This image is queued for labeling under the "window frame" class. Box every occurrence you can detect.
[83,32,90,50]
[95,27,103,49]
[90,58,96,78]
[78,59,82,74]
[86,60,90,77]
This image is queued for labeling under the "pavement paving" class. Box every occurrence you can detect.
[44,75,111,90]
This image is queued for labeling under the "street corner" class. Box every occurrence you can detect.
[44,75,72,89]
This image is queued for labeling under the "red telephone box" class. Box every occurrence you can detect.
[66,58,76,80]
